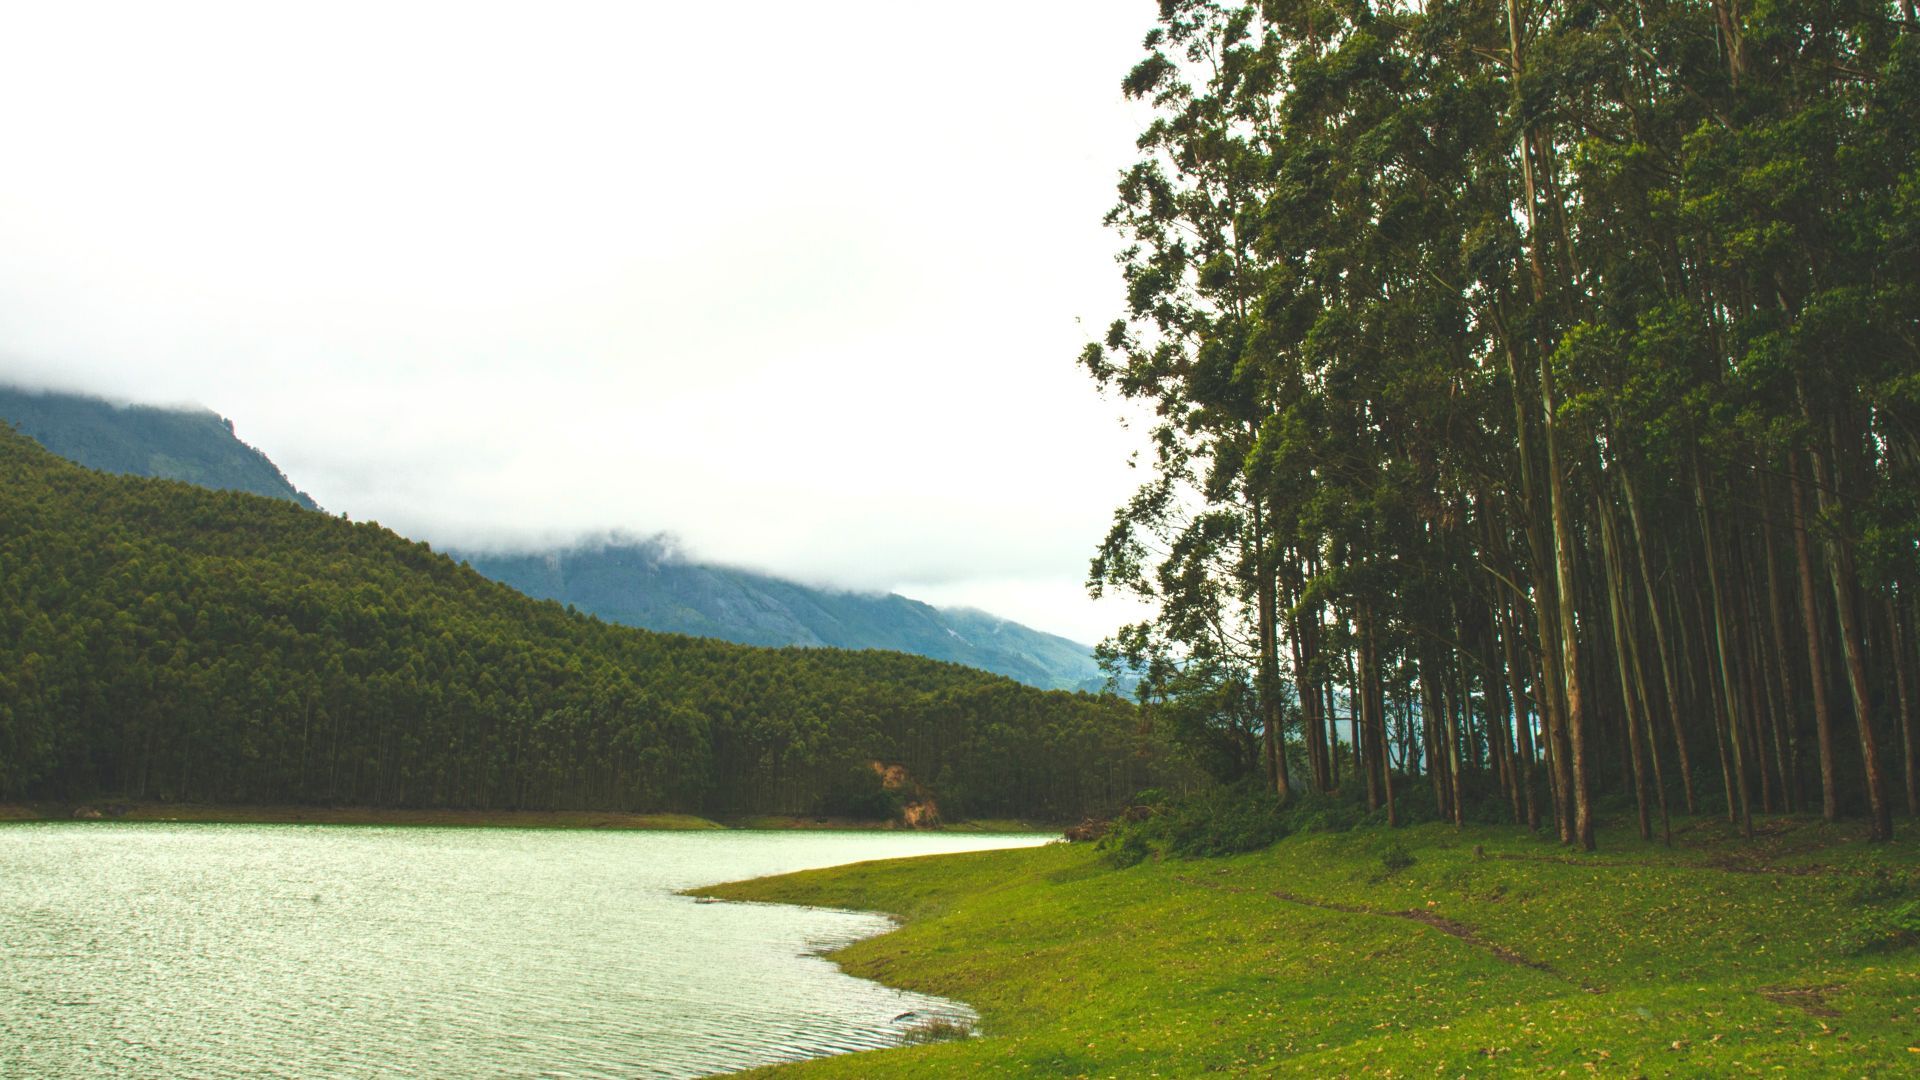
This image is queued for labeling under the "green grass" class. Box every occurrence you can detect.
[696,816,1920,1077]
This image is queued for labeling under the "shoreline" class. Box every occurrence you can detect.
[0,801,1053,833]
[691,816,1919,1076]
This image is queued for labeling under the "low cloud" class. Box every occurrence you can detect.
[0,0,1158,642]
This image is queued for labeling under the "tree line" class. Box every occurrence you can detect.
[1087,0,1917,847]
[0,428,1154,822]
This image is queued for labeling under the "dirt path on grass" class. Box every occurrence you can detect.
[1175,874,1604,993]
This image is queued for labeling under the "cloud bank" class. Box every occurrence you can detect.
[0,0,1159,643]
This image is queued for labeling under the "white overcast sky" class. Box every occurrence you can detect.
[0,0,1159,644]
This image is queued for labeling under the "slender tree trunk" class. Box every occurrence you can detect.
[1501,324,1573,841]
[1694,465,1754,836]
[1423,666,1447,818]
[1810,436,1893,841]
[1622,469,1696,813]
[1890,593,1919,817]
[1254,510,1290,802]
[1327,678,1341,789]
[1760,496,1800,812]
[1542,400,1595,850]
[1728,529,1776,815]
[1365,611,1397,826]
[1599,495,1654,840]
[1444,664,1466,826]
[1480,587,1520,823]
[1507,0,1589,849]
[1789,453,1841,821]
[1499,596,1540,829]
[1349,638,1373,809]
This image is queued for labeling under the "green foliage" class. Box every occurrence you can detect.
[0,428,1157,821]
[1377,839,1416,877]
[1103,783,1292,863]
[1845,898,1920,955]
[1842,871,1920,954]
[822,764,906,821]
[1276,791,1368,834]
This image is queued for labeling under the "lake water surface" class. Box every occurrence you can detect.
[0,823,1050,1078]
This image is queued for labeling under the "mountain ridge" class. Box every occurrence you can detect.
[454,538,1112,692]
[0,385,1115,692]
[0,384,318,509]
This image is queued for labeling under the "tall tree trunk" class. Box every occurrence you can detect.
[1444,663,1467,826]
[1507,0,1592,849]
[1693,464,1754,836]
[1499,596,1540,829]
[1810,435,1893,841]
[1789,453,1841,821]
[1542,389,1595,850]
[1890,593,1919,817]
[1349,638,1373,810]
[1290,600,1330,793]
[1760,492,1801,812]
[1599,494,1654,840]
[1621,468,1696,813]
[1502,322,1574,843]
[1423,665,1448,818]
[1253,505,1290,802]
[1480,581,1521,823]
[1500,0,1576,843]
[1366,611,1397,827]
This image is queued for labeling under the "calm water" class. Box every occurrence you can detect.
[0,823,1049,1078]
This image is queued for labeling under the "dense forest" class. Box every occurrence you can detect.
[1087,0,1918,847]
[0,428,1149,821]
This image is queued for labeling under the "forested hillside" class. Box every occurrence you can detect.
[0,428,1148,820]
[461,540,1112,692]
[1088,1,1918,847]
[0,386,318,509]
[0,385,1113,692]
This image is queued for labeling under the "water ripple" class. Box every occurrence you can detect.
[0,824,1049,1078]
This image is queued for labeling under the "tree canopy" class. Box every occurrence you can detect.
[1088,0,1918,847]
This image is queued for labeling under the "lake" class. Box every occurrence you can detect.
[0,823,1051,1078]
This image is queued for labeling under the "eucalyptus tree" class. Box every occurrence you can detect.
[1087,0,1919,847]
[1086,1,1300,799]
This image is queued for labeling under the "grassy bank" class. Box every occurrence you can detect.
[698,817,1920,1076]
[0,802,1049,833]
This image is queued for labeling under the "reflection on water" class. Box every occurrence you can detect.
[0,824,1048,1078]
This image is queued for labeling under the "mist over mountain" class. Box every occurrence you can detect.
[5,385,1116,692]
[0,385,318,510]
[456,538,1113,693]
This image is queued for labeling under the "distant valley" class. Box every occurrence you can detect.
[0,385,1115,692]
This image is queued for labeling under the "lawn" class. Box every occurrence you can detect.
[698,816,1920,1076]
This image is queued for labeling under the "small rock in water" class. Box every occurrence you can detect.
[893,1011,918,1022]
